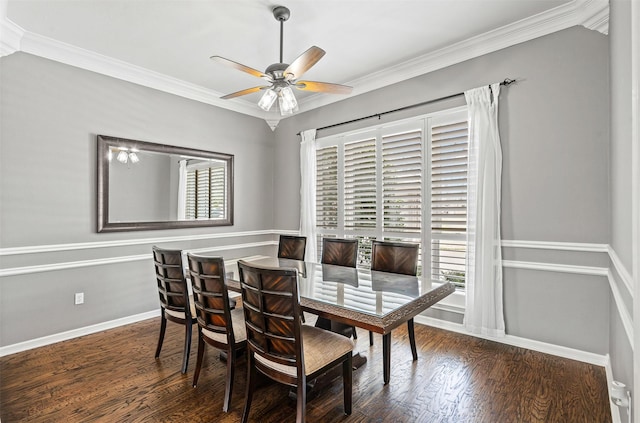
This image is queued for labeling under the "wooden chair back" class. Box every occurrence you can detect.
[321,238,358,268]
[371,240,419,276]
[152,246,189,316]
[277,235,307,261]
[238,260,303,380]
[186,254,237,347]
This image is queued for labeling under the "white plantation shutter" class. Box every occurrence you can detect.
[430,116,469,286]
[314,108,468,287]
[344,138,377,231]
[316,146,338,230]
[382,130,422,234]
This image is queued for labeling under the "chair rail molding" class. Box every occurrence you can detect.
[608,246,634,297]
[608,270,634,349]
[0,242,277,278]
[501,239,609,252]
[0,229,299,257]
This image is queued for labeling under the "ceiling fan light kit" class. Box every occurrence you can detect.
[211,5,352,116]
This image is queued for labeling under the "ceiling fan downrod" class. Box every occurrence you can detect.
[272,6,290,65]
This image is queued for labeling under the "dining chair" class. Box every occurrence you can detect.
[318,238,359,339]
[187,253,247,412]
[277,235,307,261]
[369,240,420,360]
[238,260,354,423]
[152,246,196,374]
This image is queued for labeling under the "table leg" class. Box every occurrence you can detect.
[382,333,391,385]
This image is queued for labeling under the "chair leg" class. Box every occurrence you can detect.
[383,333,391,385]
[155,312,167,358]
[369,331,374,346]
[296,375,306,423]
[192,329,205,387]
[407,318,418,361]
[223,346,235,412]
[343,354,353,415]
[181,319,193,374]
[241,353,255,423]
[352,326,358,340]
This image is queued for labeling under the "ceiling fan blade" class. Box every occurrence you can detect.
[284,46,326,80]
[295,81,353,95]
[220,86,269,100]
[211,56,270,80]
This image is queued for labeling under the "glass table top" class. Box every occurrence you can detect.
[228,257,430,319]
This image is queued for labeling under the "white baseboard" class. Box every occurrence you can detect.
[0,309,160,357]
[414,315,608,367]
[604,355,623,423]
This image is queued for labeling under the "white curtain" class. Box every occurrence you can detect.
[463,83,505,337]
[299,129,318,262]
[177,159,187,220]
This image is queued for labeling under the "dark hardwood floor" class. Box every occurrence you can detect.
[1,317,611,422]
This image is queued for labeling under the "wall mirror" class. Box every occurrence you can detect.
[97,135,234,232]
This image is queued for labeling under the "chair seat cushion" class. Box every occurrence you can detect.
[164,293,197,320]
[255,325,354,377]
[201,307,247,344]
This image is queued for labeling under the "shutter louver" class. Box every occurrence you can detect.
[430,119,468,287]
[344,138,377,230]
[316,146,338,230]
[382,130,422,234]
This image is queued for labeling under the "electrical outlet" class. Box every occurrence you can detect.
[74,292,84,305]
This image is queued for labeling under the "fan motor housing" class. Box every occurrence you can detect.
[265,62,289,80]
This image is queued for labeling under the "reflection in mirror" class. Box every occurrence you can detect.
[97,135,234,232]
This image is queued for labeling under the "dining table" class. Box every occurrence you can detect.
[225,256,455,385]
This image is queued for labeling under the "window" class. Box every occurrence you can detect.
[314,108,468,288]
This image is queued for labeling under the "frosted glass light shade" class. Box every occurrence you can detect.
[278,86,298,115]
[258,89,278,111]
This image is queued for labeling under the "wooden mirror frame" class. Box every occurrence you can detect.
[97,135,234,232]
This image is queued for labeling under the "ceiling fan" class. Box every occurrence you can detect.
[211,5,353,116]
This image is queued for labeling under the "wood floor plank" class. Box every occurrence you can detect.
[1,319,611,422]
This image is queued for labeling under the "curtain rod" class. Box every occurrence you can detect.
[297,78,516,136]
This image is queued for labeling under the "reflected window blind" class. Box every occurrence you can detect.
[430,119,468,287]
[185,165,226,220]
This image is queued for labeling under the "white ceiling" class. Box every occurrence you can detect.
[2,0,608,123]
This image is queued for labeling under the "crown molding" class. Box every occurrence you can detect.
[0,6,22,57]
[578,0,610,34]
[1,0,608,122]
[298,0,610,112]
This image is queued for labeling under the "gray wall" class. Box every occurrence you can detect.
[608,0,635,419]
[0,52,277,346]
[109,151,172,222]
[273,26,612,354]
